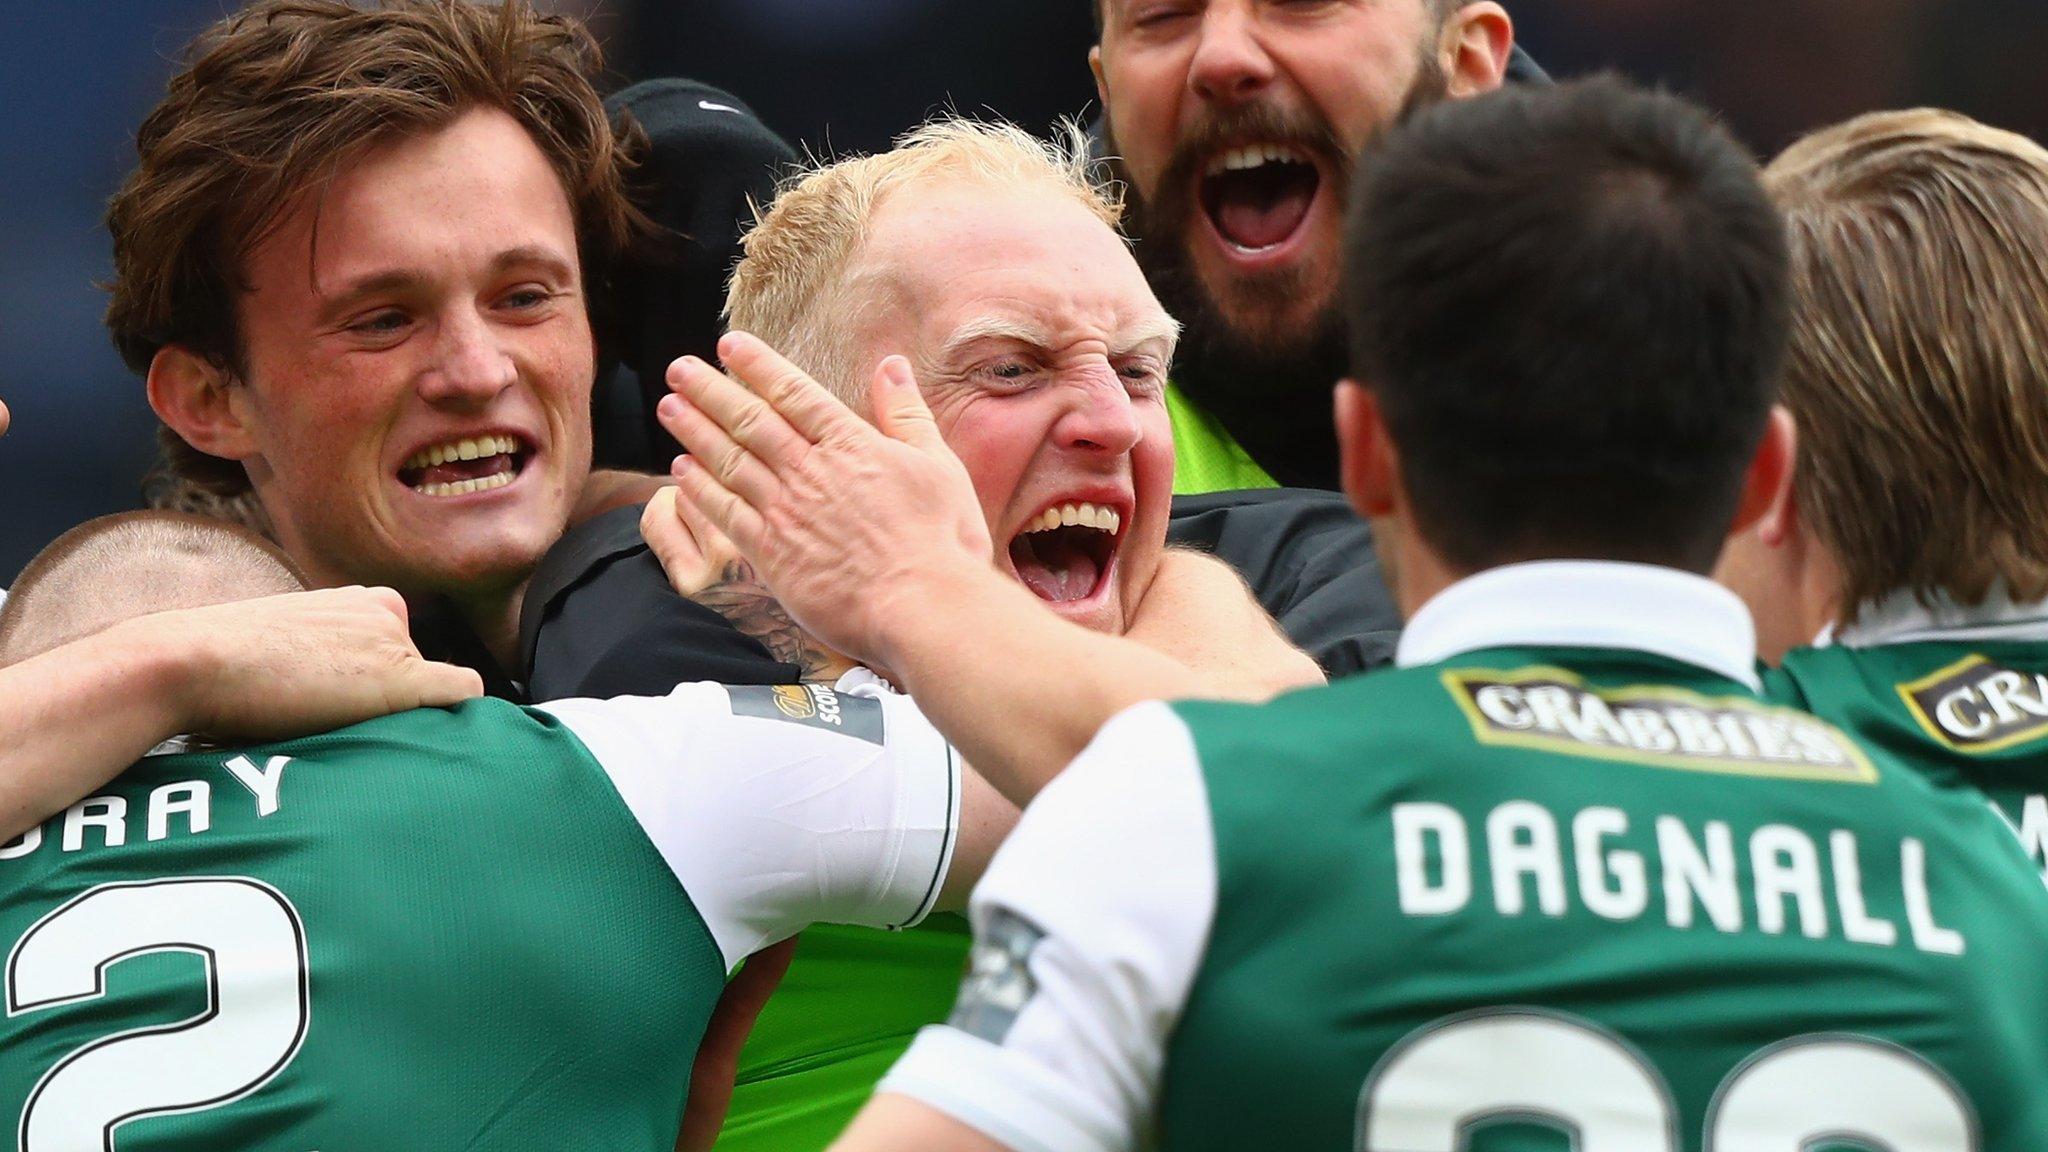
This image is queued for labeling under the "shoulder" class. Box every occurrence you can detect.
[520,504,799,700]
[1166,489,1402,676]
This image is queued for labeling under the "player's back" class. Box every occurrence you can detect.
[1163,645,2048,1151]
[1771,636,2048,881]
[0,698,724,1150]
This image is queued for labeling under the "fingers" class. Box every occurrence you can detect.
[360,585,411,627]
[671,455,769,564]
[639,488,698,579]
[866,356,949,455]
[411,660,486,707]
[657,392,780,508]
[719,331,867,444]
[640,487,731,596]
[666,352,810,471]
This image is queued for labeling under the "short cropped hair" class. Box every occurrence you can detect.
[106,0,643,506]
[1346,75,1790,573]
[1764,110,2048,615]
[0,513,306,666]
[725,116,1123,402]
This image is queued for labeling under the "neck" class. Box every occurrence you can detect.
[443,583,526,673]
[1388,522,1469,621]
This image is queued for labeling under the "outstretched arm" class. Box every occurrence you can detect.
[655,332,1315,808]
[0,587,483,841]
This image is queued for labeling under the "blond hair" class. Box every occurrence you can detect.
[725,116,1124,401]
[1765,109,2048,615]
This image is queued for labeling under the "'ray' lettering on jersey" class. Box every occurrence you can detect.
[1391,801,1966,955]
[1444,667,1874,782]
[1899,655,2048,754]
[0,755,292,862]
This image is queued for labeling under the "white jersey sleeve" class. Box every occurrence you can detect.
[537,677,961,971]
[878,700,1218,1152]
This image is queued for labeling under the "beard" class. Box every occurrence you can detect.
[1104,55,1450,490]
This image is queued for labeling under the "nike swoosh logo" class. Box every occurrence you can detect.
[698,100,741,115]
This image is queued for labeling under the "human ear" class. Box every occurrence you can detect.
[1729,406,1797,542]
[1336,380,1401,519]
[146,345,261,462]
[1089,44,1110,108]
[1441,2,1513,99]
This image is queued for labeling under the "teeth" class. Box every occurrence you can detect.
[1205,144,1308,177]
[414,470,517,498]
[404,435,519,472]
[1024,503,1122,535]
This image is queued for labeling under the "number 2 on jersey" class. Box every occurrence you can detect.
[6,877,310,1150]
[1358,1009,1974,1150]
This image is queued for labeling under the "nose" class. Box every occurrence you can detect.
[1186,4,1276,107]
[1058,374,1144,458]
[417,307,517,408]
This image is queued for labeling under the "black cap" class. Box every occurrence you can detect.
[593,79,799,470]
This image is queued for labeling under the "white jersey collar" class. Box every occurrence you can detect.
[1826,584,2048,648]
[1397,560,1760,690]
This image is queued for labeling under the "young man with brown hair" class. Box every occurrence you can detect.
[1717,109,2048,875]
[110,0,643,690]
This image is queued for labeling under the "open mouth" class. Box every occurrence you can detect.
[1008,502,1123,605]
[1199,143,1322,254]
[396,434,532,497]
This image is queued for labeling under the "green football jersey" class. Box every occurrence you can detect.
[1771,639,2048,881]
[0,683,956,1150]
[882,565,2048,1152]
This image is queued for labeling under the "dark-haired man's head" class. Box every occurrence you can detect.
[1339,76,1793,610]
[110,0,641,662]
[0,513,305,667]
[1090,0,1513,486]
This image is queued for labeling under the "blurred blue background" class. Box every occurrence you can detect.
[6,0,2047,583]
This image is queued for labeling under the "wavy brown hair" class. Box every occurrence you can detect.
[1766,109,2048,614]
[106,0,645,507]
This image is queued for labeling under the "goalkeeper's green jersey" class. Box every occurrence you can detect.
[720,395,1272,1152]
[0,683,956,1150]
[883,563,2048,1152]
[1766,589,2048,882]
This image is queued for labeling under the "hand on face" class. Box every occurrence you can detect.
[135,585,483,739]
[657,332,994,670]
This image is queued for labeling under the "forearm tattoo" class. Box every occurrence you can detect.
[691,560,836,679]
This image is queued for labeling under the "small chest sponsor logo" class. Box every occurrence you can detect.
[1444,667,1874,782]
[771,684,816,720]
[728,683,884,745]
[1899,655,2048,754]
